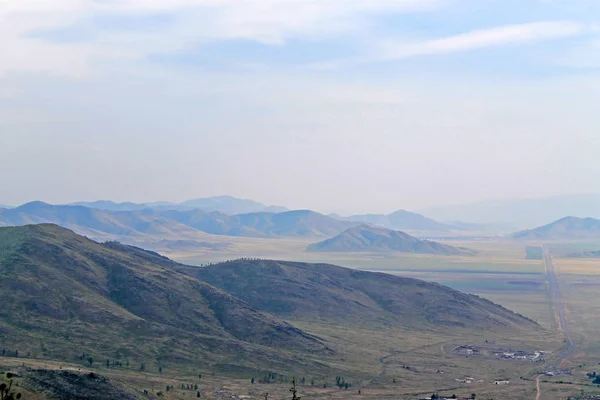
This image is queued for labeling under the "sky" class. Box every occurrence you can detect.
[1,0,599,214]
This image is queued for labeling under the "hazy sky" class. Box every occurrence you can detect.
[1,0,599,214]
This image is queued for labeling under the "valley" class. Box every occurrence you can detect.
[3,207,600,399]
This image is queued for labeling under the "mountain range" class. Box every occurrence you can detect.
[307,225,472,255]
[337,209,456,232]
[0,224,540,375]
[512,216,600,240]
[422,194,600,228]
[0,201,357,241]
[69,195,288,214]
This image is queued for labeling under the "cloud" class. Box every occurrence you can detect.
[0,0,595,78]
[380,21,587,60]
[0,0,446,76]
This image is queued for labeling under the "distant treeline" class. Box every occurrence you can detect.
[198,258,267,267]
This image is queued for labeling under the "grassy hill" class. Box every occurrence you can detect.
[512,216,600,240]
[306,225,472,255]
[181,258,539,331]
[0,224,327,373]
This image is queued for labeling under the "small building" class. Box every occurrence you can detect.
[495,380,510,385]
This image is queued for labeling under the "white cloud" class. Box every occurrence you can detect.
[0,0,445,76]
[380,21,587,59]
[0,1,594,77]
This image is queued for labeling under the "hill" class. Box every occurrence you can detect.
[0,224,326,372]
[341,210,455,232]
[0,203,354,240]
[422,194,600,228]
[511,216,600,240]
[181,259,539,331]
[306,225,472,255]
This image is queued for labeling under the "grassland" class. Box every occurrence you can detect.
[6,227,600,399]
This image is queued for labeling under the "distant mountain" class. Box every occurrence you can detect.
[0,201,205,239]
[306,225,472,255]
[156,209,357,238]
[69,200,153,211]
[422,194,600,228]
[388,209,455,231]
[181,195,288,214]
[0,224,325,371]
[181,259,539,331]
[69,195,288,215]
[0,202,356,240]
[341,209,456,232]
[512,217,600,240]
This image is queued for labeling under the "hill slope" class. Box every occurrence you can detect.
[0,224,325,371]
[512,216,600,240]
[181,259,539,331]
[306,225,472,255]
